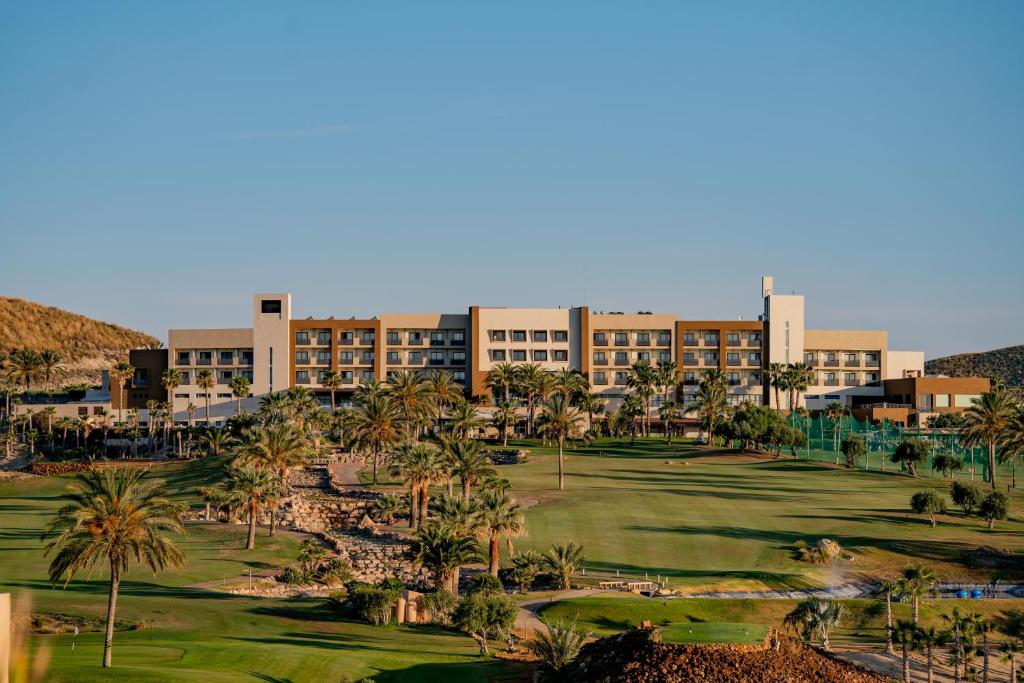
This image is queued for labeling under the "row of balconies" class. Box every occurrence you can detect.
[593,336,672,347]
[682,336,762,348]
[175,351,254,366]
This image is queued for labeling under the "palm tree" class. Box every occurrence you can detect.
[350,394,401,485]
[551,368,587,404]
[892,619,917,682]
[879,578,902,655]
[528,617,593,672]
[110,362,134,425]
[196,485,227,521]
[973,615,993,683]
[539,396,583,491]
[161,368,182,422]
[962,389,1017,489]
[618,396,644,444]
[389,442,446,528]
[485,361,519,404]
[447,399,484,438]
[320,369,343,413]
[572,392,605,435]
[39,350,63,390]
[424,370,464,433]
[999,638,1024,683]
[195,369,215,425]
[434,494,483,536]
[511,549,545,593]
[233,423,311,489]
[659,400,682,444]
[767,362,787,410]
[476,491,526,576]
[783,598,843,650]
[942,607,977,683]
[685,370,728,445]
[386,370,430,440]
[407,523,483,595]
[43,468,186,668]
[901,564,937,625]
[625,362,658,436]
[5,349,42,390]
[544,542,584,591]
[226,466,282,550]
[915,626,946,683]
[491,400,519,447]
[446,437,495,502]
[825,402,848,457]
[515,363,548,437]
[656,360,680,407]
[200,428,235,456]
[228,375,251,417]
[788,363,815,409]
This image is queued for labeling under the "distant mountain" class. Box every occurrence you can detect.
[0,297,160,388]
[925,345,1024,388]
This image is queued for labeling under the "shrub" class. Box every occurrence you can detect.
[29,462,94,476]
[932,453,964,478]
[372,494,405,524]
[345,581,402,625]
[319,558,353,585]
[910,491,945,526]
[892,438,929,477]
[421,590,458,626]
[454,590,517,655]
[841,434,866,469]
[278,565,313,585]
[950,481,983,515]
[979,492,1009,530]
[469,573,503,595]
[528,618,593,673]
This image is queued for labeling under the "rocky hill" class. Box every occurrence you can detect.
[0,297,160,388]
[926,344,1023,388]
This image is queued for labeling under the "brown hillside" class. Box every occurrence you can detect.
[0,297,160,387]
[925,344,1024,388]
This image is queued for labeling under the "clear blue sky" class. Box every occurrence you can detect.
[1,2,1021,358]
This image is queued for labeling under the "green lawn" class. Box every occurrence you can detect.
[0,462,518,683]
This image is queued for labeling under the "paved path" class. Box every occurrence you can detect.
[328,460,361,489]
[516,589,607,636]
[675,581,1024,601]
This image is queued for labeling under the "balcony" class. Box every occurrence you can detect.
[683,379,698,386]
[657,338,671,347]
[844,360,860,367]
[593,338,608,346]
[726,359,741,366]
[823,360,840,368]
[593,357,608,366]
[594,377,609,386]
[450,358,467,366]
[339,338,355,346]
[747,359,762,366]
[728,380,742,387]
[727,339,741,347]
[407,337,424,346]
[177,358,191,366]
[429,359,445,366]
[747,338,762,348]
[844,378,860,386]
[683,339,699,347]
[703,338,719,347]
[824,379,840,386]
[451,338,466,346]
[636,339,651,347]
[430,339,445,347]
[866,360,881,368]
[614,358,629,367]
[197,358,212,366]
[219,356,234,365]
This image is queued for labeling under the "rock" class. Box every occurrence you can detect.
[357,514,377,530]
[816,539,842,561]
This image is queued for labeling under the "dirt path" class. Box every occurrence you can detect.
[329,460,361,488]
[835,643,1012,682]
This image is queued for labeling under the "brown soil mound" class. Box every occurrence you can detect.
[566,628,893,683]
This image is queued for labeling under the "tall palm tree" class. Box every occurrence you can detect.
[446,437,495,502]
[572,392,605,435]
[783,598,843,650]
[485,361,520,404]
[962,389,1017,489]
[476,491,526,576]
[892,619,917,683]
[434,494,484,536]
[659,400,682,444]
[39,350,63,390]
[110,361,134,425]
[226,466,282,550]
[43,468,186,668]
[656,360,680,406]
[685,370,728,445]
[390,442,446,528]
[916,626,947,683]
[195,369,215,425]
[551,368,588,404]
[447,399,484,438]
[999,638,1024,683]
[619,396,644,444]
[424,370,464,433]
[878,578,902,655]
[544,542,584,591]
[539,396,583,491]
[5,349,42,390]
[491,400,519,447]
[320,369,343,413]
[350,394,400,485]
[625,362,658,436]
[788,363,815,409]
[767,362,788,411]
[228,374,251,417]
[354,377,386,403]
[161,368,182,423]
[386,370,430,440]
[200,428,235,456]
[407,523,483,595]
[942,607,976,683]
[824,402,848,456]
[232,423,311,489]
[901,564,937,625]
[515,363,548,437]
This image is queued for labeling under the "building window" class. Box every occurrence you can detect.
[727,332,740,344]
[317,331,332,345]
[241,370,253,382]
[594,371,607,385]
[316,350,330,364]
[512,330,527,342]
[295,350,309,364]
[362,352,375,364]
[749,332,761,344]
[387,331,400,345]
[387,351,400,364]
[594,352,606,364]
[594,332,607,345]
[637,351,650,363]
[750,372,761,385]
[845,353,857,363]
[728,372,740,386]
[615,332,628,346]
[614,371,627,385]
[553,330,568,342]
[452,351,466,364]
[955,394,980,408]
[176,351,190,365]
[826,352,837,362]
[409,351,422,363]
[553,349,568,362]
[866,372,879,383]
[845,372,856,382]
[452,330,465,344]
[197,351,212,365]
[340,351,353,364]
[533,330,548,342]
[637,332,650,345]
[533,350,548,361]
[935,394,950,408]
[180,371,191,385]
[261,299,282,314]
[430,331,445,346]
[217,392,231,398]
[430,351,445,365]
[684,332,696,343]
[491,330,506,342]
[492,350,506,361]
[361,370,374,381]
[240,351,253,365]
[684,371,696,384]
[219,351,233,364]
[409,331,422,344]
[749,352,761,364]
[658,351,671,363]
[219,371,232,383]
[453,370,466,382]
[684,352,696,364]
[363,331,375,344]
[133,368,149,387]
[658,332,671,344]
[703,332,718,345]
[704,352,718,364]
[296,370,310,384]
[341,370,354,383]
[295,331,310,345]
[614,351,628,365]
[866,353,879,363]
[805,352,815,364]
[727,352,740,364]
[339,331,354,345]
[512,350,527,362]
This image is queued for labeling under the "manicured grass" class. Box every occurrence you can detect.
[0,464,519,682]
[660,622,767,644]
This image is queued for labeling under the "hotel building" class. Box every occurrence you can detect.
[117,276,935,423]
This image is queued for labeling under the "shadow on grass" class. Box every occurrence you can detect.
[6,578,252,600]
[582,559,818,591]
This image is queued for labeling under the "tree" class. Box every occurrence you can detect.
[39,349,63,390]
[544,542,584,591]
[350,394,401,485]
[110,361,135,425]
[233,423,311,488]
[910,491,945,527]
[950,481,983,516]
[5,349,42,390]
[434,494,483,536]
[656,360,680,407]
[767,362,787,410]
[386,370,430,440]
[783,598,843,650]
[915,626,947,683]
[659,400,682,444]
[161,369,182,424]
[389,442,446,528]
[824,402,847,456]
[491,400,519,447]
[625,362,658,436]
[618,396,644,444]
[528,618,592,673]
[685,370,728,445]
[476,491,526,576]
[43,468,186,668]
[893,438,929,477]
[515,364,549,437]
[297,538,327,576]
[1000,638,1024,683]
[878,579,902,655]
[454,588,517,655]
[841,434,866,469]
[942,607,978,683]
[228,375,251,417]
[372,493,405,525]
[484,361,519,404]
[787,363,816,410]
[892,620,917,683]
[200,428,235,456]
[901,564,937,625]
[447,399,484,438]
[196,485,227,521]
[195,369,215,425]
[511,550,544,593]
[407,523,483,595]
[572,392,605,436]
[226,466,283,550]
[538,396,583,490]
[979,492,1009,529]
[932,452,964,479]
[318,369,342,413]
[445,437,495,503]
[962,388,1017,490]
[424,370,464,433]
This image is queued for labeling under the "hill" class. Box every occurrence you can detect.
[925,344,1024,388]
[0,297,160,388]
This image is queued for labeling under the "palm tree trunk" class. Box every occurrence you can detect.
[913,597,919,624]
[462,478,472,503]
[247,500,257,549]
[982,632,989,683]
[987,439,997,489]
[419,481,429,526]
[103,563,120,668]
[558,439,565,490]
[885,594,894,654]
[409,485,419,529]
[926,646,933,683]
[372,451,379,485]
[205,397,211,426]
[236,397,242,417]
[489,535,500,576]
[205,502,212,521]
[269,505,277,536]
[902,641,910,682]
